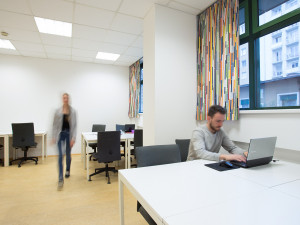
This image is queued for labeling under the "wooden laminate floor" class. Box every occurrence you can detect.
[0,155,148,225]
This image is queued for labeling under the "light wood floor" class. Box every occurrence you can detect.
[0,155,148,225]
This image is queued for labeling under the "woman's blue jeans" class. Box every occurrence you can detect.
[57,131,71,181]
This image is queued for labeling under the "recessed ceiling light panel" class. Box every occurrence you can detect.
[96,52,120,61]
[0,39,16,50]
[34,17,72,37]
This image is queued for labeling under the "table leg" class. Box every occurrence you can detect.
[44,133,47,158]
[82,136,87,169]
[81,134,84,162]
[124,141,128,169]
[119,177,125,225]
[127,139,131,169]
[4,135,9,167]
[42,134,45,162]
[86,146,89,180]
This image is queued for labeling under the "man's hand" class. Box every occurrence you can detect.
[220,154,246,162]
[70,139,75,148]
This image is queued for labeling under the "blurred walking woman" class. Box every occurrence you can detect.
[52,93,77,189]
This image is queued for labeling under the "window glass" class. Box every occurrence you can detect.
[239,7,246,35]
[239,43,249,108]
[259,0,300,26]
[139,67,143,113]
[258,22,300,107]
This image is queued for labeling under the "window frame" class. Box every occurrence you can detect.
[139,59,143,114]
[239,0,300,110]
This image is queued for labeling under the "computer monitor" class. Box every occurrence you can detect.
[125,124,135,132]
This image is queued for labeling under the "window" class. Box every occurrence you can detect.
[239,42,249,108]
[287,43,299,59]
[258,0,299,26]
[239,0,300,110]
[240,98,250,108]
[286,0,298,9]
[139,60,143,113]
[241,71,247,79]
[242,60,246,67]
[277,92,299,106]
[273,63,283,77]
[272,34,282,44]
[272,48,282,62]
[288,60,299,69]
[239,7,246,35]
[241,48,247,56]
[286,27,298,44]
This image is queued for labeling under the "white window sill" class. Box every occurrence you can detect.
[240,109,300,114]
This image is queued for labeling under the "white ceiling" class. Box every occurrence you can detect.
[0,0,215,66]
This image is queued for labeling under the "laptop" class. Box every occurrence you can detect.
[231,136,277,168]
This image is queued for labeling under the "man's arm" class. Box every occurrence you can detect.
[221,133,247,162]
[189,130,221,161]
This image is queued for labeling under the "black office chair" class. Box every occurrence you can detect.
[89,131,121,184]
[116,124,125,132]
[175,139,191,162]
[116,124,126,157]
[10,123,38,167]
[0,144,3,166]
[135,144,181,225]
[89,124,106,161]
[130,129,143,167]
[125,124,135,132]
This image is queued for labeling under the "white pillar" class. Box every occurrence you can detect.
[143,5,197,146]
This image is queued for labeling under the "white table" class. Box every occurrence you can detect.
[0,131,47,167]
[118,160,300,225]
[81,132,134,180]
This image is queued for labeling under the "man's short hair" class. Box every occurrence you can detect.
[207,105,226,118]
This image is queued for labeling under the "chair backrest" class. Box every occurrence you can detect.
[116,124,125,131]
[11,123,35,148]
[175,139,191,162]
[125,124,135,132]
[134,129,143,148]
[136,144,181,168]
[92,124,106,132]
[97,131,121,163]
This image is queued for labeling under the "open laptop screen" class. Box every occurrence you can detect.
[245,136,277,167]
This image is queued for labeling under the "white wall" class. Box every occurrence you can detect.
[143,5,197,145]
[143,5,156,145]
[0,54,130,156]
[223,111,300,151]
[196,111,300,153]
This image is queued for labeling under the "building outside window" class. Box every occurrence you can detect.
[139,62,143,114]
[239,0,300,109]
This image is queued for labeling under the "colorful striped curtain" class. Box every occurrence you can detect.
[128,60,140,118]
[196,0,240,120]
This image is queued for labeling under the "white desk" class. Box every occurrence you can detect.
[163,187,300,225]
[81,132,134,180]
[0,131,47,167]
[118,160,300,225]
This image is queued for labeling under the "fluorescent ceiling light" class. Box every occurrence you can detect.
[34,17,72,37]
[96,52,120,61]
[0,39,16,50]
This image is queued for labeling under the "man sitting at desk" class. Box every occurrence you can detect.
[187,105,247,162]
